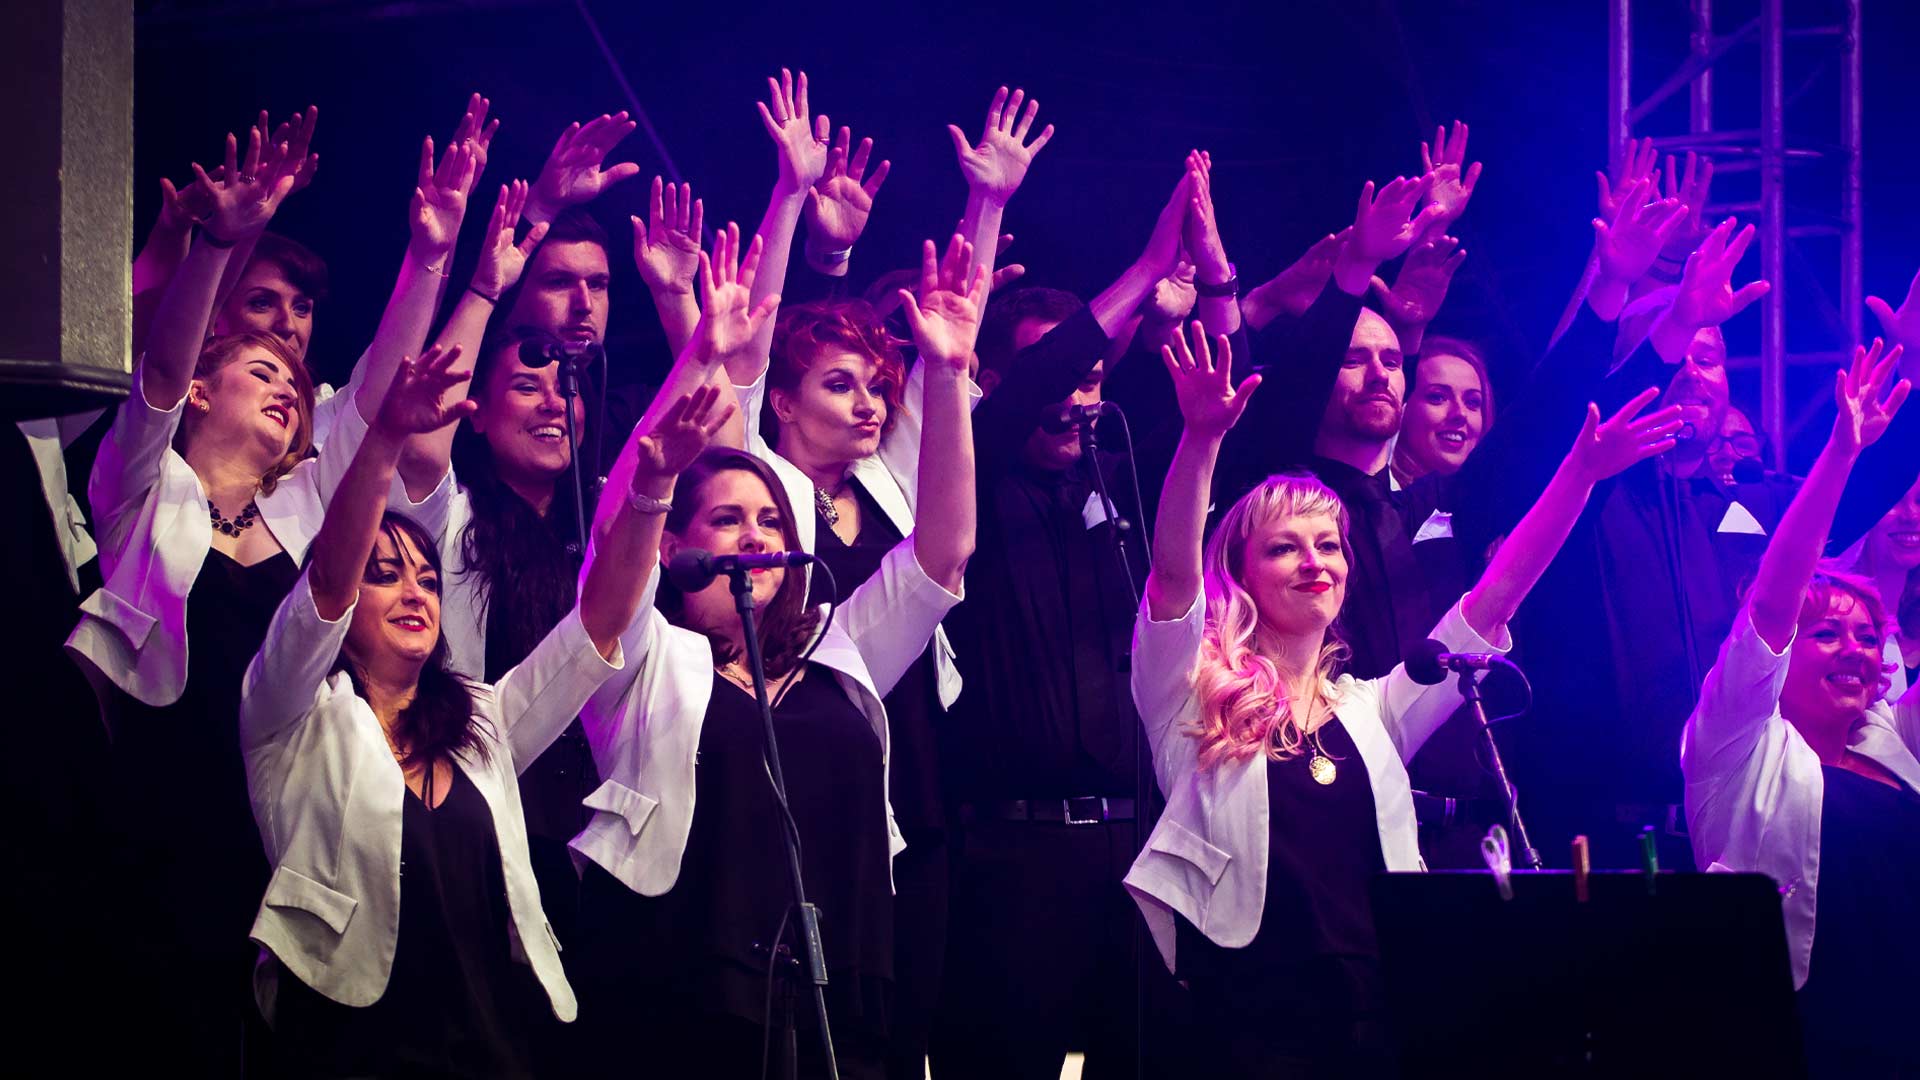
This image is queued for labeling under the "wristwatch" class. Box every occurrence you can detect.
[1195,263,1239,298]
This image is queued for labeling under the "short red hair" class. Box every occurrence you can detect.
[768,300,908,437]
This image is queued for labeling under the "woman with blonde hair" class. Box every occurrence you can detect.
[1127,321,1682,1075]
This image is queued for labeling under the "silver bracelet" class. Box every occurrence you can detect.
[813,245,853,266]
[626,489,672,515]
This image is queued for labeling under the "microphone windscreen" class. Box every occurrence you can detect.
[1732,458,1764,485]
[1404,638,1449,686]
[665,549,714,593]
[518,340,556,368]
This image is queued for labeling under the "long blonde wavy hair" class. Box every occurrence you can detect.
[1189,472,1353,769]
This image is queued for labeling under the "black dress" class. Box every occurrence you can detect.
[809,480,950,1079]
[273,764,539,1078]
[577,664,893,1078]
[1796,765,1920,1079]
[105,548,298,1074]
[1175,718,1394,1079]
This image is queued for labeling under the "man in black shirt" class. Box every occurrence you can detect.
[930,171,1199,1080]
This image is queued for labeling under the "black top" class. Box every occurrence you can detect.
[1175,719,1386,1011]
[604,664,893,1028]
[809,477,946,831]
[109,549,298,957]
[275,765,535,1078]
[1797,765,1920,1074]
[480,511,599,847]
[945,307,1146,802]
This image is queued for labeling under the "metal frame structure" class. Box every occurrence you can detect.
[1608,0,1863,469]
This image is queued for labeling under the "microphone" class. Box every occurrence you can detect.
[518,339,605,371]
[1404,638,1508,686]
[1039,401,1120,434]
[1673,421,1698,444]
[665,548,815,592]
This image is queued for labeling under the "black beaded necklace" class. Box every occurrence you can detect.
[210,500,260,537]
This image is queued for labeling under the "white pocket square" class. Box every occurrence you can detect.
[1717,501,1767,536]
[1413,510,1454,544]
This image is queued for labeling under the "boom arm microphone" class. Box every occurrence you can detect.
[665,548,816,593]
[1039,400,1120,434]
[1405,638,1509,686]
[518,339,606,370]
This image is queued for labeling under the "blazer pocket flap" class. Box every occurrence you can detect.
[1147,819,1233,886]
[262,865,357,935]
[79,587,156,650]
[583,780,660,837]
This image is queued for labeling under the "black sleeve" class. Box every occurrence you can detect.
[1831,393,1920,551]
[1216,285,1364,502]
[973,307,1111,479]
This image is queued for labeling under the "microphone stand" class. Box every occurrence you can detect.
[558,357,589,556]
[1458,665,1542,870]
[725,565,839,1080]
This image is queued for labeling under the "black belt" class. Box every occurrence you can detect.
[1411,791,1510,830]
[962,797,1137,825]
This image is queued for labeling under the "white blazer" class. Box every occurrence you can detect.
[734,362,979,709]
[65,362,437,708]
[1124,591,1509,973]
[239,568,625,1020]
[570,537,960,897]
[1681,604,1920,988]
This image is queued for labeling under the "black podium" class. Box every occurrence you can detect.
[1370,871,1803,1078]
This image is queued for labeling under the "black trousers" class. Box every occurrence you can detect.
[885,826,950,1080]
[928,817,1191,1080]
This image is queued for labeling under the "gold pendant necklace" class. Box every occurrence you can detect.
[1308,751,1338,786]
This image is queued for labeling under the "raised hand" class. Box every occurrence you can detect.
[157,175,214,232]
[1667,217,1770,332]
[527,112,642,222]
[450,93,499,195]
[191,126,300,242]
[1146,261,1198,323]
[635,383,735,480]
[473,181,548,299]
[989,232,1025,293]
[1245,229,1347,325]
[1419,120,1483,237]
[693,223,780,366]
[899,234,990,372]
[1369,234,1467,334]
[805,127,891,257]
[260,105,321,197]
[372,344,478,438]
[948,86,1055,205]
[1831,338,1912,456]
[1162,318,1260,439]
[1866,267,1920,353]
[633,176,704,296]
[1597,135,1661,222]
[409,136,477,264]
[1659,150,1714,262]
[1183,149,1231,284]
[1348,175,1446,266]
[1140,172,1195,279]
[1565,386,1686,484]
[757,68,830,194]
[1592,180,1686,285]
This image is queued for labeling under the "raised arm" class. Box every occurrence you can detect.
[403,180,547,496]
[632,176,705,356]
[1239,229,1346,332]
[602,225,780,531]
[1368,234,1466,357]
[1749,341,1910,651]
[522,111,640,229]
[1415,120,1483,245]
[1182,149,1241,338]
[1145,321,1261,621]
[348,136,478,423]
[1461,387,1684,639]
[1647,217,1770,365]
[898,235,989,592]
[804,126,890,279]
[580,386,734,658]
[949,86,1053,292]
[737,68,830,386]
[144,127,299,409]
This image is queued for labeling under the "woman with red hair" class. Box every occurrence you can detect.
[1683,340,1920,1077]
[1128,321,1680,1075]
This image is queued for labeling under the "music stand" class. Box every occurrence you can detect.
[1370,871,1803,1078]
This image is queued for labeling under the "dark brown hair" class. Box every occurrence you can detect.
[662,447,821,678]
